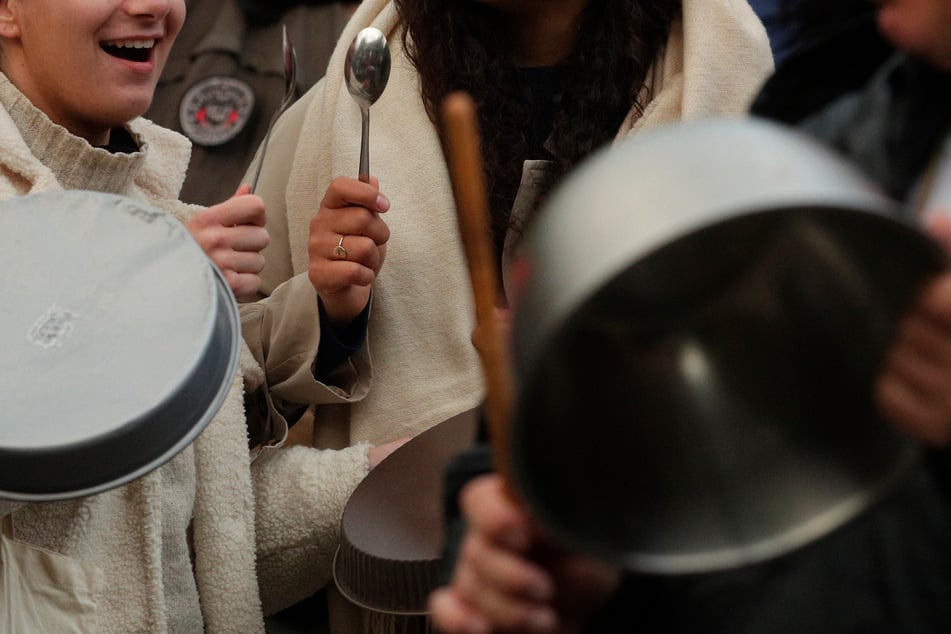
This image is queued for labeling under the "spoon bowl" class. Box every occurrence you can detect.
[344,27,391,182]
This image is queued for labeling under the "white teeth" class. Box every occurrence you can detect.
[103,39,155,49]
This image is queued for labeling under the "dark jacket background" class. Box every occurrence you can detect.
[147,0,355,206]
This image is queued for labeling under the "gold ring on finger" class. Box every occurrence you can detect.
[333,235,349,260]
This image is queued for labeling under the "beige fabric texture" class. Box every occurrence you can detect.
[0,518,102,634]
[245,0,773,448]
[0,72,371,628]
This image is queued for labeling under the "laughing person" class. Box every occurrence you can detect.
[0,0,267,298]
[0,0,348,631]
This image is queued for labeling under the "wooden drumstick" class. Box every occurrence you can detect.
[440,91,516,492]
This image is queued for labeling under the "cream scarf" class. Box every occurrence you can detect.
[282,0,772,443]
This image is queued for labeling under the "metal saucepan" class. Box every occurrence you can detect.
[510,117,946,574]
[0,190,240,501]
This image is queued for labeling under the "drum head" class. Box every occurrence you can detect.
[0,190,240,501]
[334,409,478,615]
[511,118,946,574]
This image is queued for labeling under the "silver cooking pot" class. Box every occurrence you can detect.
[0,190,240,501]
[510,117,946,574]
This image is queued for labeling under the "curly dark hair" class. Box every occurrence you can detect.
[395,0,680,257]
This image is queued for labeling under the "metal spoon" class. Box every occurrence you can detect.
[344,27,391,183]
[249,25,298,193]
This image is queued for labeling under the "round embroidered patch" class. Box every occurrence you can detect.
[179,76,255,147]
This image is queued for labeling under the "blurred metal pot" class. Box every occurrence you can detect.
[510,117,946,574]
[0,190,240,501]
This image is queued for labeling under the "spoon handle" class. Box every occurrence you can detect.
[359,106,370,183]
[249,25,298,193]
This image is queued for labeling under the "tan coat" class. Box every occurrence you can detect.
[0,80,370,629]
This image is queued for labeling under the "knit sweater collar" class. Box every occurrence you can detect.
[0,73,147,194]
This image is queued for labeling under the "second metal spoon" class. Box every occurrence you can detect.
[250,25,297,193]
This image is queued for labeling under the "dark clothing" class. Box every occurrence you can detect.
[237,0,341,25]
[748,0,879,68]
[438,450,951,633]
[314,300,370,381]
[798,55,951,206]
[516,66,562,161]
[754,50,951,206]
[99,127,141,154]
[749,13,893,127]
[747,0,800,66]
[590,468,951,634]
[147,0,353,206]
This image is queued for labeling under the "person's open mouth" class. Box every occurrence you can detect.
[100,39,155,63]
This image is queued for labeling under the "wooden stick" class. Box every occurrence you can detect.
[440,91,516,489]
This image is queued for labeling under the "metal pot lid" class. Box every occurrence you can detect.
[510,118,947,574]
[0,190,240,501]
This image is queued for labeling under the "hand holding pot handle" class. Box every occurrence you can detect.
[428,473,621,634]
[876,213,951,446]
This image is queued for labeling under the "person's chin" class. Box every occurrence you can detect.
[113,90,157,123]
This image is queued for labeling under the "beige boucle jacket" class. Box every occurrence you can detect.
[0,83,370,629]
[245,0,773,448]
